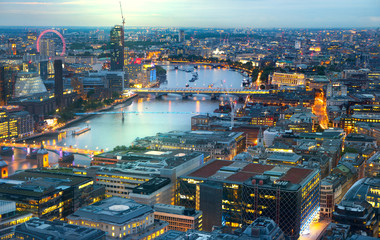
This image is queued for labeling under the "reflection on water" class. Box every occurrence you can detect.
[1,67,245,174]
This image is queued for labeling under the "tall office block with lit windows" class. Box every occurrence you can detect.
[0,110,17,140]
[177,160,320,239]
[110,25,124,71]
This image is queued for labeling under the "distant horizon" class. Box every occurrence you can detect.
[0,25,378,30]
[0,0,379,29]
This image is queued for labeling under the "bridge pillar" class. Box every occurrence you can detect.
[182,93,192,99]
[59,148,64,158]
[155,93,164,99]
[27,145,31,155]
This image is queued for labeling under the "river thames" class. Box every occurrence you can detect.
[3,66,246,173]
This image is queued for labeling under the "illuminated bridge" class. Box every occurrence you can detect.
[75,111,216,116]
[125,88,275,99]
[0,142,103,157]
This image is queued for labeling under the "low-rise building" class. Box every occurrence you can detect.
[366,151,380,177]
[270,72,305,87]
[14,218,106,240]
[333,178,380,237]
[320,162,356,219]
[153,203,202,232]
[241,217,285,240]
[132,131,246,160]
[78,150,204,205]
[0,200,32,238]
[67,197,168,240]
[0,170,105,220]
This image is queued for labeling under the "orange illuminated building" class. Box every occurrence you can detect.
[0,161,8,178]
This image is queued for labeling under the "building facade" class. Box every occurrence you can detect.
[110,25,124,71]
[270,72,305,87]
[14,218,106,240]
[67,197,169,240]
[153,204,202,232]
[177,160,320,239]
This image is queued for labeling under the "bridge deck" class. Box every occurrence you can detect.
[126,88,274,95]
[0,143,102,156]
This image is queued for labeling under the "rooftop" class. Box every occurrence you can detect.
[95,149,205,170]
[67,197,153,225]
[183,160,317,187]
[0,170,93,197]
[15,218,105,240]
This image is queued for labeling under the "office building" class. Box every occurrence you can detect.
[333,200,378,237]
[333,178,380,237]
[54,59,63,108]
[10,110,34,138]
[320,162,357,219]
[0,200,33,237]
[10,91,76,117]
[133,131,246,160]
[340,115,380,133]
[153,204,202,232]
[319,223,351,240]
[110,25,124,71]
[177,160,320,239]
[366,151,380,177]
[179,30,185,42]
[88,70,127,91]
[39,39,56,57]
[78,150,204,205]
[14,72,47,98]
[270,72,305,87]
[156,229,239,240]
[67,197,169,240]
[0,110,18,140]
[0,170,105,220]
[14,218,106,240]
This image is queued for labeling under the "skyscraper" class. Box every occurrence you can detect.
[39,39,56,57]
[179,30,185,42]
[54,60,63,108]
[110,25,124,71]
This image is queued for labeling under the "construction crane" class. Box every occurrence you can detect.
[119,1,125,28]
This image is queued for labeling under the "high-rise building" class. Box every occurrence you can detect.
[39,60,48,80]
[0,110,18,140]
[110,25,124,71]
[54,60,63,108]
[0,65,16,105]
[177,160,320,239]
[179,30,185,42]
[39,39,55,57]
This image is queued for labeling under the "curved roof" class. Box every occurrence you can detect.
[342,178,380,208]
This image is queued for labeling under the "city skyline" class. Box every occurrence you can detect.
[0,0,379,28]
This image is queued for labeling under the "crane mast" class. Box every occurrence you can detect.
[119,1,125,28]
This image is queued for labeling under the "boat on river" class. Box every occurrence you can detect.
[72,126,91,136]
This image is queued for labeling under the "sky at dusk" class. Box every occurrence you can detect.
[0,0,379,28]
